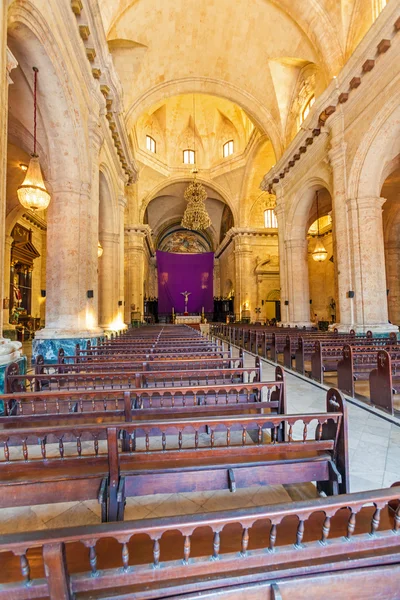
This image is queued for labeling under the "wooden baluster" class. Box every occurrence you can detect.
[58,437,64,459]
[19,553,31,585]
[295,519,304,548]
[288,423,293,442]
[226,427,231,446]
[153,538,160,568]
[94,436,99,457]
[320,515,331,544]
[146,432,150,452]
[41,437,47,460]
[258,425,263,445]
[317,421,323,441]
[236,390,239,404]
[393,505,400,533]
[242,427,247,446]
[122,542,129,572]
[212,531,220,560]
[179,431,183,450]
[89,545,98,576]
[183,535,191,565]
[76,436,82,457]
[240,527,249,557]
[131,431,136,452]
[79,399,83,413]
[303,421,308,442]
[18,399,22,414]
[162,432,166,451]
[269,524,277,552]
[210,429,215,448]
[371,507,381,536]
[22,438,28,461]
[56,398,60,414]
[3,440,9,462]
[346,510,356,539]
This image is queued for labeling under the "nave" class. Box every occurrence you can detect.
[0,325,399,598]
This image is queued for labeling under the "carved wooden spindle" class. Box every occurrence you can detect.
[162,432,166,451]
[40,437,47,459]
[3,440,9,462]
[210,429,215,448]
[212,531,220,560]
[288,423,293,442]
[183,535,191,564]
[258,425,262,445]
[122,542,129,572]
[269,524,277,552]
[76,436,82,457]
[320,515,331,544]
[153,538,160,568]
[303,421,308,442]
[295,519,304,547]
[22,438,28,461]
[393,505,400,533]
[346,510,356,539]
[240,527,249,557]
[371,507,381,536]
[19,553,31,585]
[131,432,136,452]
[178,431,183,450]
[145,432,150,452]
[94,437,99,456]
[18,399,22,415]
[89,545,98,576]
[242,427,247,446]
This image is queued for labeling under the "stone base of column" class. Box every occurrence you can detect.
[33,330,104,363]
[329,322,399,336]
[2,326,17,341]
[284,321,314,329]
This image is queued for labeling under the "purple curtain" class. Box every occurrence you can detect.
[157,250,214,313]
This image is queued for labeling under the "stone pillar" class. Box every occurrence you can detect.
[118,196,127,326]
[385,242,400,326]
[274,194,288,324]
[125,228,146,323]
[233,235,253,321]
[2,235,14,338]
[98,231,119,329]
[327,117,353,330]
[213,258,221,297]
[285,238,312,326]
[349,196,397,333]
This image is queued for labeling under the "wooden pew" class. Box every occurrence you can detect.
[0,485,398,599]
[370,350,400,414]
[0,388,348,523]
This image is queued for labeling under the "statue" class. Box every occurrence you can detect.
[13,280,22,307]
[180,290,191,314]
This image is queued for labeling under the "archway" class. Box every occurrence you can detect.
[382,162,400,326]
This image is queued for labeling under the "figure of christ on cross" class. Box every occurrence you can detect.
[180,290,192,314]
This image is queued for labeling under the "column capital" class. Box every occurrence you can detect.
[356,196,386,211]
[285,237,307,250]
[6,48,18,84]
[99,231,119,244]
[118,196,127,209]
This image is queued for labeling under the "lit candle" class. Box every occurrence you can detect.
[172,307,175,314]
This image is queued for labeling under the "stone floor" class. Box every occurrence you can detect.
[0,339,398,535]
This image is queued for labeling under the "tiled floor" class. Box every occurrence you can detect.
[1,340,398,535]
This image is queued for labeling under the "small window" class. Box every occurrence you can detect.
[264,209,278,229]
[223,140,234,158]
[146,135,156,153]
[183,149,195,164]
[301,95,315,124]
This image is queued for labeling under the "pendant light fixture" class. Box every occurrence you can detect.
[97,241,104,258]
[312,190,328,262]
[181,95,211,231]
[17,67,51,212]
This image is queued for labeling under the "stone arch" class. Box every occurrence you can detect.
[139,175,237,226]
[347,80,400,200]
[286,177,333,241]
[266,289,281,301]
[125,78,284,159]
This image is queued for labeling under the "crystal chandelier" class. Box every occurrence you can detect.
[97,241,104,258]
[181,95,211,231]
[312,190,328,262]
[181,169,211,231]
[17,67,51,212]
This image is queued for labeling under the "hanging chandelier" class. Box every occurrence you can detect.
[312,190,328,262]
[97,241,104,258]
[181,96,211,232]
[17,67,51,212]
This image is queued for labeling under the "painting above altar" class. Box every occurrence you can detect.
[158,227,211,254]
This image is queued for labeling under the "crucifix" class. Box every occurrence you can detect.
[180,290,191,314]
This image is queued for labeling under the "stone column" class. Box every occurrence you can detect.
[233,234,253,321]
[385,242,400,326]
[118,196,127,326]
[274,193,288,324]
[2,235,14,337]
[213,258,221,297]
[327,116,353,330]
[125,228,146,323]
[98,231,119,329]
[349,196,397,333]
[285,238,312,326]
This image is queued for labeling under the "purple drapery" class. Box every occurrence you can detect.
[157,250,214,313]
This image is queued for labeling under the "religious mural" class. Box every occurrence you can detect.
[159,229,209,253]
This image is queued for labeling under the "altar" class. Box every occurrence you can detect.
[175,315,202,324]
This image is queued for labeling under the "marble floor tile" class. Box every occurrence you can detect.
[44,502,100,528]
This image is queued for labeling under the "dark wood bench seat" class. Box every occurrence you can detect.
[0,485,396,599]
[0,388,348,522]
[370,350,400,414]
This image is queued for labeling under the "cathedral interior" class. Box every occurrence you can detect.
[0,1,400,598]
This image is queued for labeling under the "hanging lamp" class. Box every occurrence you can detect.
[181,95,211,231]
[97,241,104,258]
[17,67,51,212]
[312,190,328,262]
